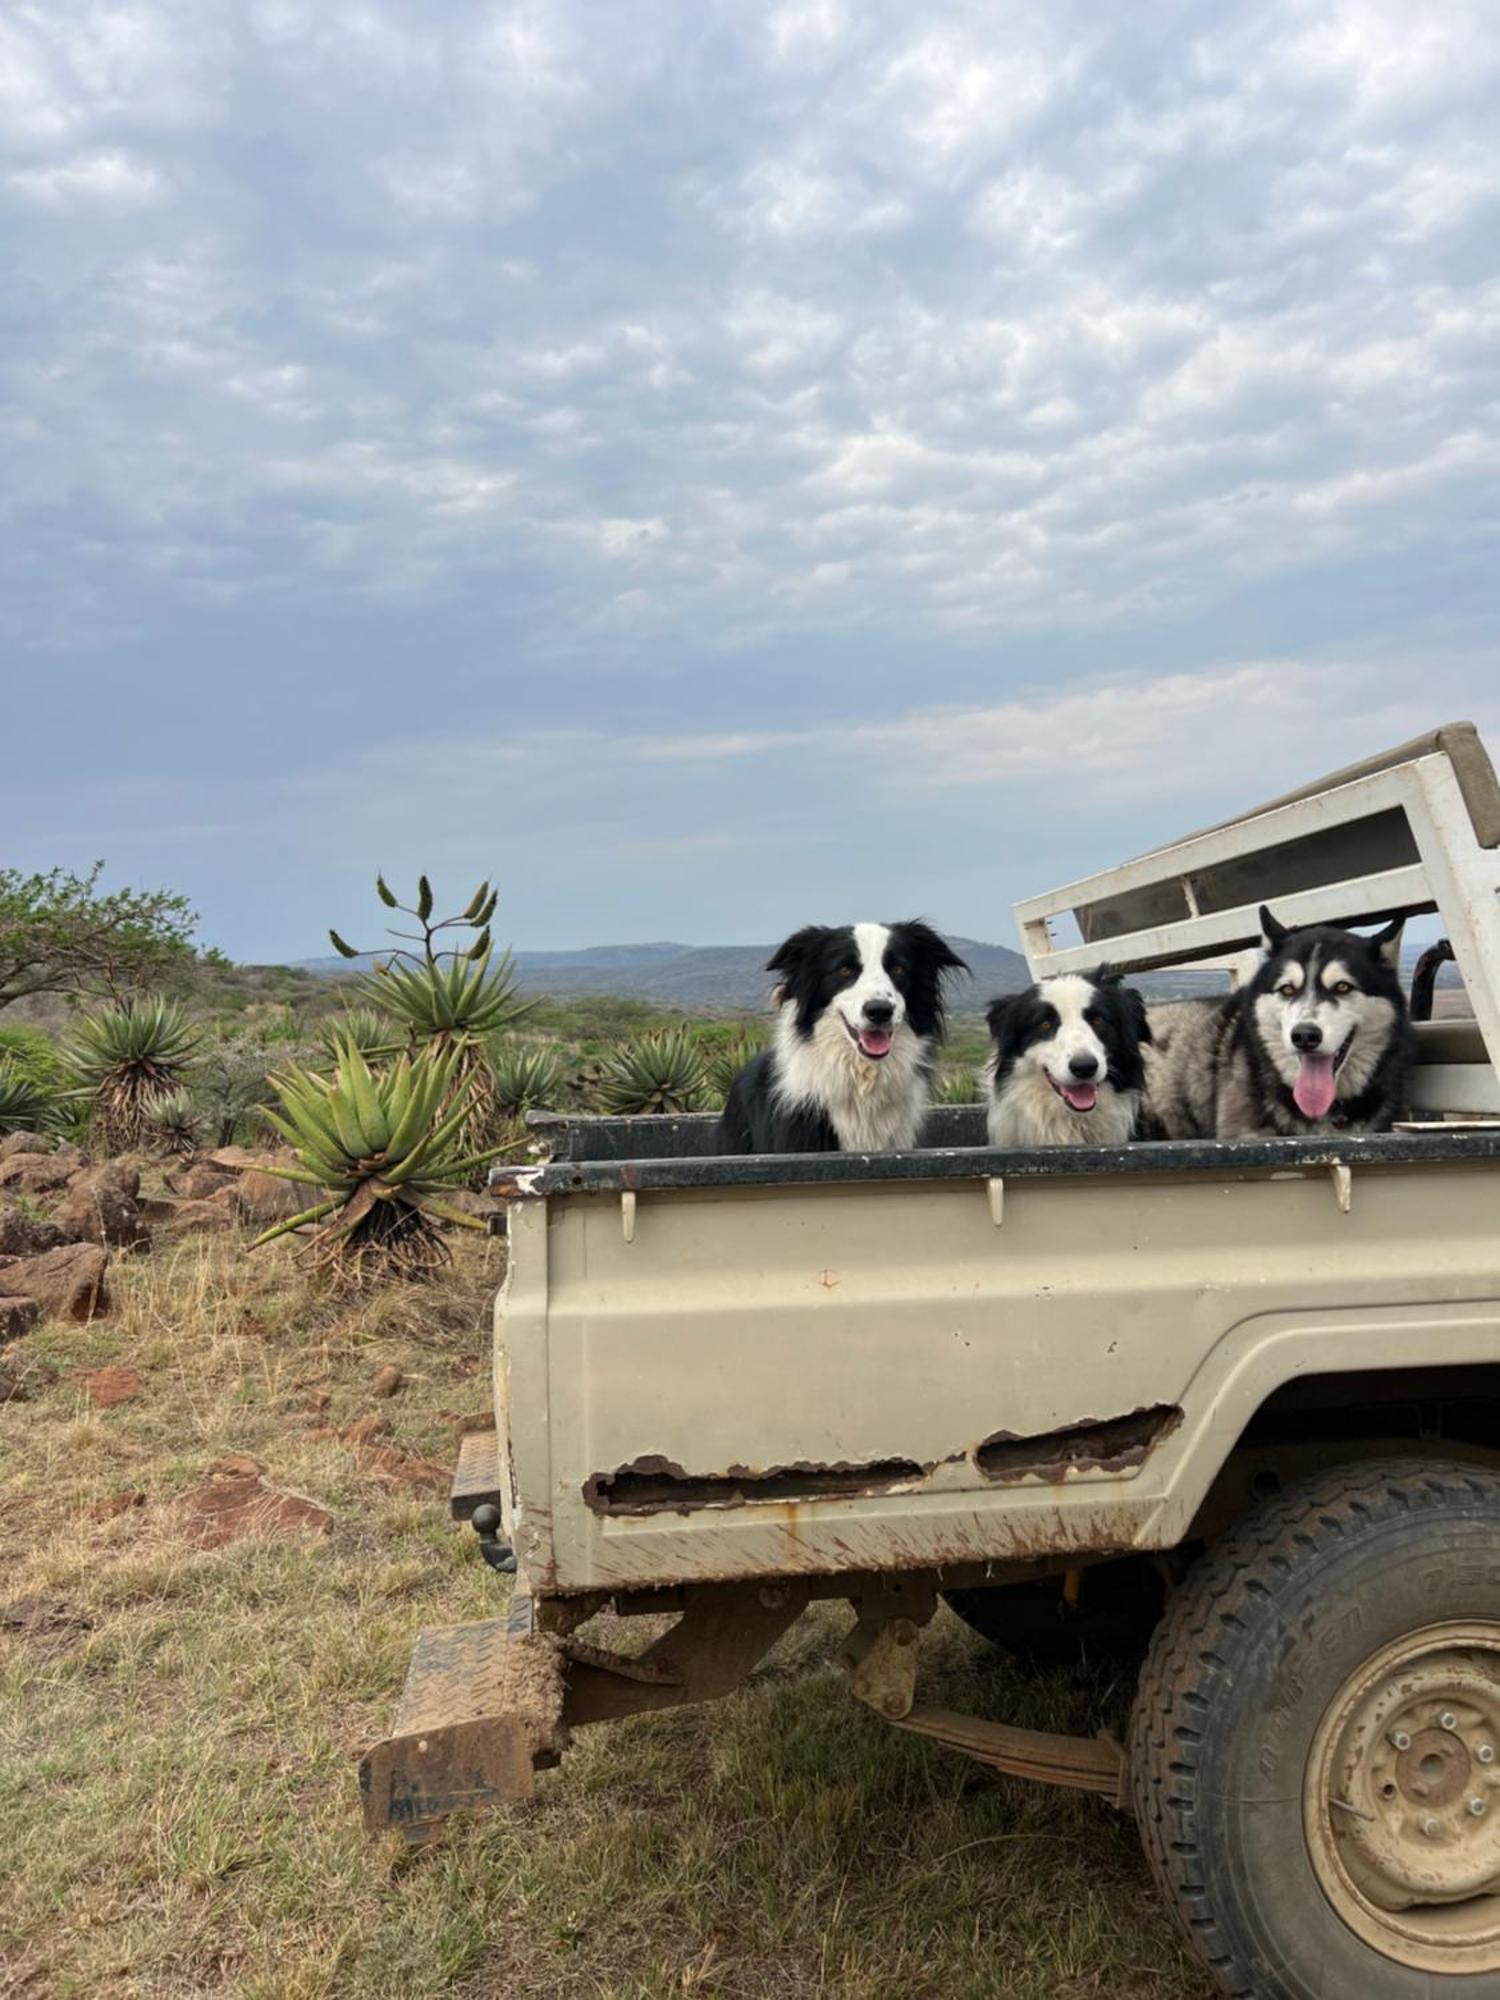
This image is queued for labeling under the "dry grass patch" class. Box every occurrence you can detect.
[2,1222,1211,1998]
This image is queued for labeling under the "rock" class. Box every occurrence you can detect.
[86,1490,147,1522]
[168,1162,237,1200]
[0,1244,109,1323]
[0,1132,52,1160]
[370,1364,404,1399]
[52,1164,150,1252]
[148,1195,234,1233]
[72,1365,143,1409]
[0,1352,55,1401]
[441,1409,496,1435]
[355,1443,449,1494]
[0,1154,75,1195]
[339,1412,391,1446]
[207,1146,280,1172]
[182,1458,332,1548]
[0,1297,41,1340]
[0,1593,91,1656]
[0,1204,67,1258]
[226,1169,310,1229]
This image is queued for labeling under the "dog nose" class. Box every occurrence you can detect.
[863,998,895,1027]
[1290,1021,1323,1052]
[1068,1053,1099,1079]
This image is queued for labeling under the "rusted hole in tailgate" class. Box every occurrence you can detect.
[584,1453,928,1516]
[974,1405,1182,1483]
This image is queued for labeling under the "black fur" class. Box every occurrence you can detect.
[985,966,1151,1100]
[718,919,968,1154]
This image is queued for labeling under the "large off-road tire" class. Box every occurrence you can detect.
[945,1558,1165,1666]
[1130,1459,1500,1998]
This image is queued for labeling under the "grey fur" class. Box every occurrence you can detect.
[1141,915,1414,1140]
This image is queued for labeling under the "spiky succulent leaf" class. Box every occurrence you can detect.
[491,1042,563,1117]
[0,1059,55,1134]
[596,1030,707,1116]
[64,997,202,1151]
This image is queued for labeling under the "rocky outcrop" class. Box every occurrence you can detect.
[52,1164,151,1252]
[0,1243,109,1322]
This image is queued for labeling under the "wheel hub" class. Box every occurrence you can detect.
[1306,1622,1500,1973]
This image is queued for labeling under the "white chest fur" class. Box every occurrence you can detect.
[987,1068,1139,1148]
[772,1006,930,1151]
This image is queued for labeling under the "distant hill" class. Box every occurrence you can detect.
[292,936,1235,1011]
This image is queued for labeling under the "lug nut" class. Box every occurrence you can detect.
[1424,1817,1441,1838]
[1470,1799,1487,1818]
[1390,1730,1412,1751]
[1479,1746,1495,1765]
[1441,1712,1459,1732]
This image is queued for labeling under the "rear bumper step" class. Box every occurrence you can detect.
[359,1597,565,1840]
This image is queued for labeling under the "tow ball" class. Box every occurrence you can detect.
[470,1503,517,1574]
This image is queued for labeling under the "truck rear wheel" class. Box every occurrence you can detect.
[1130,1459,1500,1998]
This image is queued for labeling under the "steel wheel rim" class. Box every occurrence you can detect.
[1304,1620,1500,1973]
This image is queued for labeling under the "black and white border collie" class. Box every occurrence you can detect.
[985,968,1151,1147]
[718,921,968,1153]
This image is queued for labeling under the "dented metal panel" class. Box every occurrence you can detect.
[495,1145,1500,1596]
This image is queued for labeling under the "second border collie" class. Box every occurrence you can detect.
[985,968,1151,1147]
[719,921,968,1153]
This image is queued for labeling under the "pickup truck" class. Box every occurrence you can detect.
[362,723,1500,2000]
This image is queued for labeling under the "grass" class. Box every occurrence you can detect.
[1,1211,1211,1999]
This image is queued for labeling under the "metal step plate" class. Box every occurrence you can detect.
[359,1604,566,1839]
[450,1427,503,1521]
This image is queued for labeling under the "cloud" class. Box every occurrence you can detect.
[2,0,1498,956]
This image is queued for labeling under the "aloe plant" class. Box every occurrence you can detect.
[315,1007,397,1065]
[0,1059,54,1134]
[254,1038,516,1281]
[699,1030,767,1109]
[330,875,531,1164]
[145,1088,200,1157]
[597,1030,707,1115]
[491,1042,564,1123]
[64,997,202,1153]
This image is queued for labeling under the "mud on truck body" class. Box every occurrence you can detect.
[363,724,1500,2000]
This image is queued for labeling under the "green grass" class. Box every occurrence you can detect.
[1,1203,1209,2000]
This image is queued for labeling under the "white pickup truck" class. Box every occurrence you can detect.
[363,723,1500,2000]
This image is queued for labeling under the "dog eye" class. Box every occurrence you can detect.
[838,962,858,982]
[1276,982,1299,999]
[1331,980,1353,997]
[887,960,905,980]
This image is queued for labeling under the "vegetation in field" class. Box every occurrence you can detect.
[257,1037,516,1282]
[64,996,203,1154]
[0,1227,1212,2000]
[0,1056,55,1134]
[596,1026,708,1114]
[0,860,199,1011]
[936,1063,985,1104]
[329,876,531,1166]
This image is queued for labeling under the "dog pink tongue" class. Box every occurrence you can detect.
[1061,1081,1098,1112]
[1294,1053,1337,1119]
[858,1027,893,1058]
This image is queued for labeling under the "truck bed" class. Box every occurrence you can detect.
[494,1123,1500,1598]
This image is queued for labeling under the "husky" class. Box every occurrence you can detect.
[1141,907,1413,1140]
[985,968,1151,1147]
[718,920,968,1153]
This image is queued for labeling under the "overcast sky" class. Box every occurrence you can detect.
[4,1,1498,961]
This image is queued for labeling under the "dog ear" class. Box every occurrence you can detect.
[1369,914,1405,970]
[1125,982,1152,1046]
[765,926,829,976]
[1093,962,1120,987]
[1260,905,1288,953]
[985,991,1020,1041]
[896,919,969,977]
